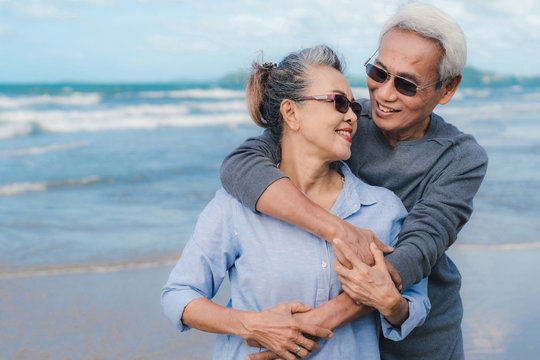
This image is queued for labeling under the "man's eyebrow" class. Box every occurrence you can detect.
[375,59,420,83]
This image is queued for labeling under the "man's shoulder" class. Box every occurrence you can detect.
[431,112,473,141]
[430,113,488,161]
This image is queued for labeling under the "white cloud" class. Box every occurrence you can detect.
[13,2,76,19]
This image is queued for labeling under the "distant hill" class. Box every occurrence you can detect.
[218,66,540,89]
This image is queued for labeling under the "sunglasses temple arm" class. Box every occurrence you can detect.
[364,48,379,67]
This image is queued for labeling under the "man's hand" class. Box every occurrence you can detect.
[333,241,404,308]
[328,219,393,267]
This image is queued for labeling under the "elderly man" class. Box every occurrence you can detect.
[220,3,487,359]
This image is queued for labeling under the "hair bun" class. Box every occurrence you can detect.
[262,62,277,71]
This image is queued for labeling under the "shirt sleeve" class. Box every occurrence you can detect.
[380,195,430,341]
[219,129,286,211]
[161,191,238,332]
[380,277,431,341]
[385,137,488,289]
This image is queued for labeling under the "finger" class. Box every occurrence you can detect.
[334,239,373,273]
[297,323,333,340]
[371,235,394,253]
[246,350,280,360]
[292,334,319,353]
[293,345,312,359]
[244,338,263,348]
[370,242,387,270]
[331,243,352,269]
[288,301,311,314]
[332,238,363,268]
[333,259,350,277]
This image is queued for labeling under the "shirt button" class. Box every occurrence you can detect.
[321,261,328,269]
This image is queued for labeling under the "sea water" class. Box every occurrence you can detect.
[0,82,539,271]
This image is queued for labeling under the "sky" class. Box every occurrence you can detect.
[0,0,539,83]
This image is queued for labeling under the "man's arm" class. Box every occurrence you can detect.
[385,139,488,289]
[220,130,395,269]
[220,130,285,211]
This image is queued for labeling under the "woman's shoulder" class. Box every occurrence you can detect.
[196,188,252,223]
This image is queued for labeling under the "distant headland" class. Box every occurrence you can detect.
[218,66,540,89]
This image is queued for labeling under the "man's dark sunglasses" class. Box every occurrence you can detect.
[364,51,439,97]
[296,94,362,118]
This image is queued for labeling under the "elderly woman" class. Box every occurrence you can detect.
[161,45,430,360]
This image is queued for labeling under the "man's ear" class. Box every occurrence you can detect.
[438,74,461,105]
[280,99,300,131]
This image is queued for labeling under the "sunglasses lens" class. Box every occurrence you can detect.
[366,64,387,83]
[351,102,362,118]
[395,78,417,97]
[366,63,419,97]
[333,95,349,113]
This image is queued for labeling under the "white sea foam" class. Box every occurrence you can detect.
[138,88,245,99]
[453,87,492,100]
[0,176,101,197]
[437,101,540,123]
[0,122,34,139]
[0,142,90,157]
[184,100,246,111]
[0,92,101,108]
[0,102,250,137]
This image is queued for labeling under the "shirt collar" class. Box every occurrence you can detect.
[331,161,378,219]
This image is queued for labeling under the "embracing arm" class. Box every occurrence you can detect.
[386,139,488,289]
[220,130,394,270]
[161,194,332,360]
[183,298,332,360]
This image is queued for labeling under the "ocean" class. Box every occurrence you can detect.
[1,81,539,272]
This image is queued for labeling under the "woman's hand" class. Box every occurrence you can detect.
[328,220,402,291]
[333,241,409,326]
[240,301,333,360]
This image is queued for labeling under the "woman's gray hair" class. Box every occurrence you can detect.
[379,2,467,86]
[246,45,343,137]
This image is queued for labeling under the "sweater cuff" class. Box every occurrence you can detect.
[385,250,416,290]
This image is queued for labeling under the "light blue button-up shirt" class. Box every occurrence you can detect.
[162,162,430,359]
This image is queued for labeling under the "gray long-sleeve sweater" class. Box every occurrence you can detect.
[220,98,488,360]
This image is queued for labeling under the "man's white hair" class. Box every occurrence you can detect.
[380,2,467,84]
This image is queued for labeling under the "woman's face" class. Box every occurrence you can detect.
[293,65,358,162]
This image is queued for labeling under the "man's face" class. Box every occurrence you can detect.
[367,28,452,145]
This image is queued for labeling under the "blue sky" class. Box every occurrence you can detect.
[1,0,539,83]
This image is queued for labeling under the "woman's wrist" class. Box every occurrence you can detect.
[380,294,409,327]
[233,309,256,339]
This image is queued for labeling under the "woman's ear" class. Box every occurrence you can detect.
[280,99,300,131]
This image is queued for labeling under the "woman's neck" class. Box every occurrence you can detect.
[280,136,343,211]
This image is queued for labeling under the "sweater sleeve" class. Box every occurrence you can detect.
[220,129,286,211]
[385,137,488,289]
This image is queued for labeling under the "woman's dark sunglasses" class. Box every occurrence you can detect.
[363,50,440,97]
[296,94,362,118]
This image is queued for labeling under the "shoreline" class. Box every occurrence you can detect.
[1,246,539,359]
[0,253,181,279]
[2,240,540,279]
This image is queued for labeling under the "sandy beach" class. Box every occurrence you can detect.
[1,246,539,360]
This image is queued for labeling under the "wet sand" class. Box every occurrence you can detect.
[1,246,539,359]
